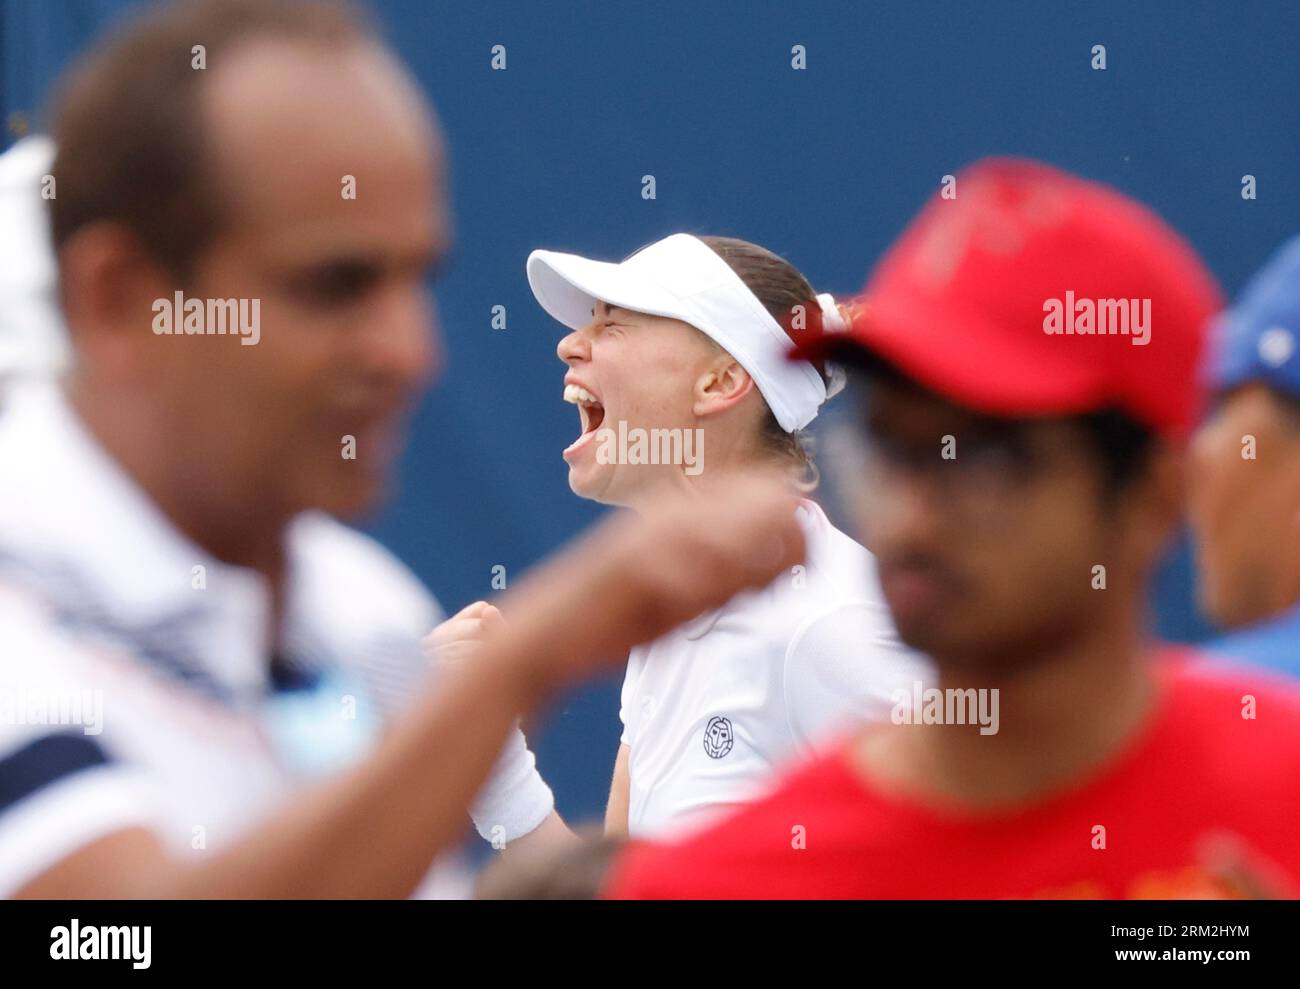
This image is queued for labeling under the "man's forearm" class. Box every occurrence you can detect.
[16,471,803,899]
[165,640,542,898]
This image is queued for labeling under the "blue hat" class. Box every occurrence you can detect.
[1209,235,1300,399]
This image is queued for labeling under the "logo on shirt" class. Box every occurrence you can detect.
[703,716,734,759]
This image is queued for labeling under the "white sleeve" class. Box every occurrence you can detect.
[0,755,166,896]
[617,648,645,747]
[782,600,929,749]
[0,602,168,895]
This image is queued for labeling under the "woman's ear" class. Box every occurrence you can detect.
[693,358,756,419]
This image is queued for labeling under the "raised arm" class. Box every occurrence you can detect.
[14,472,804,898]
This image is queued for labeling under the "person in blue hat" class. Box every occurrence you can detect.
[1191,236,1300,676]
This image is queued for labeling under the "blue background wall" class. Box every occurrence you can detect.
[3,0,1298,824]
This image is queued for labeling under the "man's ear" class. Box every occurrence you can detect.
[1281,423,1300,542]
[59,223,170,341]
[1124,443,1185,566]
[692,358,756,419]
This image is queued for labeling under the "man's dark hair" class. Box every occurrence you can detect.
[1075,407,1157,490]
[46,0,375,282]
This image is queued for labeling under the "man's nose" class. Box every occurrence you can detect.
[369,283,441,388]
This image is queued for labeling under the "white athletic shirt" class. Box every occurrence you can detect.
[619,498,930,838]
[0,383,550,896]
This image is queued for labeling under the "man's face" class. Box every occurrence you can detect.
[850,377,1140,674]
[149,40,450,518]
[1190,383,1300,628]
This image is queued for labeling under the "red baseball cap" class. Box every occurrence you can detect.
[792,157,1224,440]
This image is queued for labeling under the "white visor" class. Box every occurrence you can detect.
[526,233,827,432]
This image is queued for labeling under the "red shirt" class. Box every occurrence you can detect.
[605,657,1300,899]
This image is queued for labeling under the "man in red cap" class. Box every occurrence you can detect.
[602,158,1300,899]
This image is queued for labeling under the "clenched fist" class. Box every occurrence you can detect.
[425,600,507,670]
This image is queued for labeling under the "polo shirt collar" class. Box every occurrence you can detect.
[0,382,276,702]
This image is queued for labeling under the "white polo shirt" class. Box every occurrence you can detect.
[619,499,930,838]
[0,383,550,896]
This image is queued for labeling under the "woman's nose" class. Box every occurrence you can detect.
[557,328,591,364]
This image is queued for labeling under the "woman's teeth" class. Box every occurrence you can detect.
[564,384,605,433]
[562,384,606,457]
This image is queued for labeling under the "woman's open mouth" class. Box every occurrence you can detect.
[563,382,606,457]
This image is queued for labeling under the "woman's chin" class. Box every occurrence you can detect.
[567,461,620,504]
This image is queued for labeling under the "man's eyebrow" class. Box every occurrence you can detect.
[274,247,450,291]
[281,254,382,283]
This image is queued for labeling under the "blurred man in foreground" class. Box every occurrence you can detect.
[1191,236,1300,677]
[603,159,1300,899]
[0,0,805,897]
